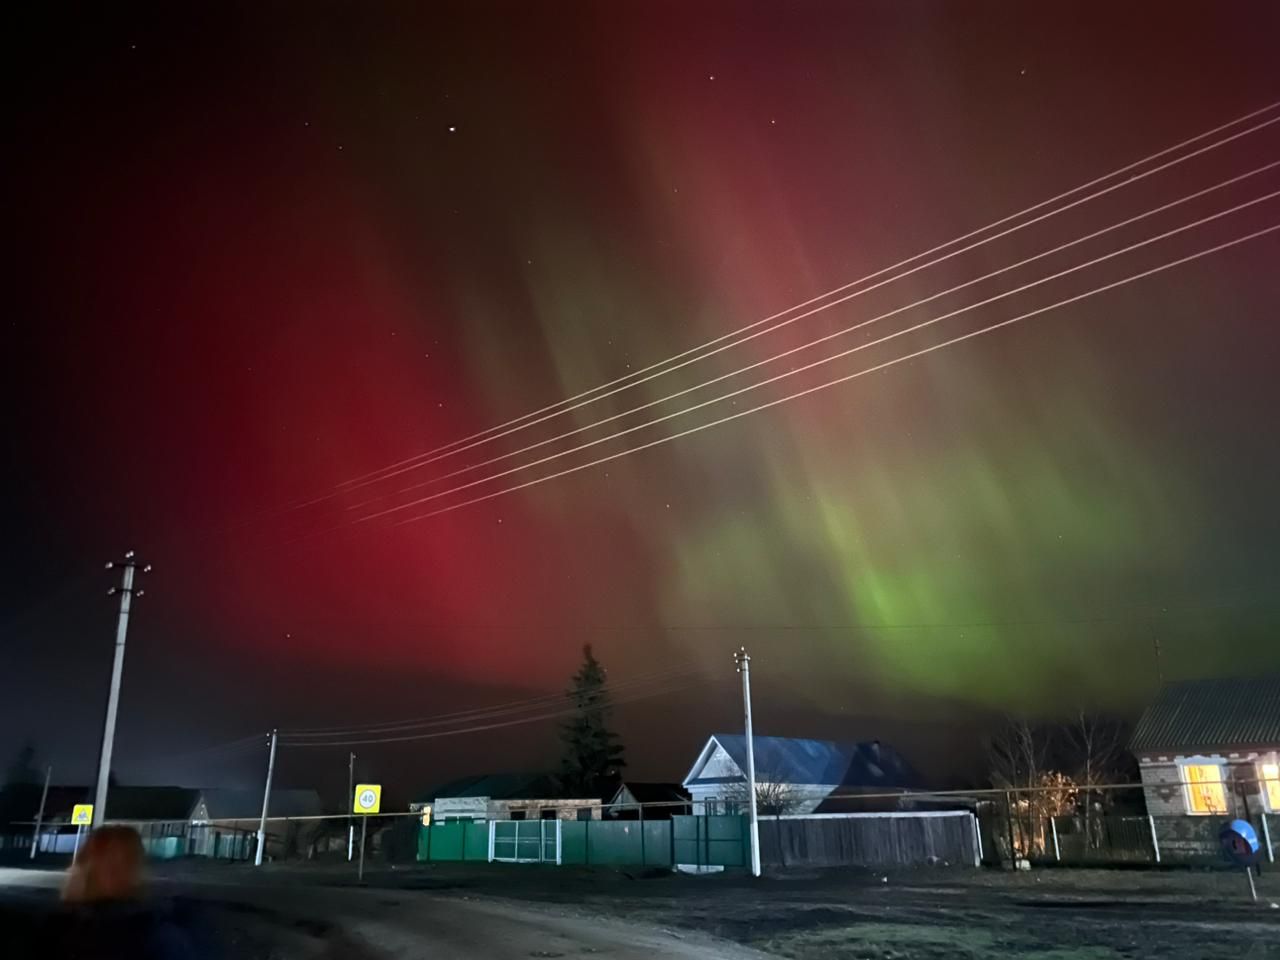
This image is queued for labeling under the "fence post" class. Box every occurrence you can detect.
[1147,814,1161,864]
[1050,817,1060,862]
[1004,791,1017,867]
[639,806,647,866]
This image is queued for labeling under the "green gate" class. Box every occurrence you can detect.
[491,819,560,863]
[672,815,748,867]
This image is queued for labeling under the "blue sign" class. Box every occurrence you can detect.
[1219,819,1261,866]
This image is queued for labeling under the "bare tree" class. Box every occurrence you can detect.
[986,716,1050,792]
[722,780,808,816]
[986,716,1060,859]
[1064,711,1131,849]
[1066,711,1129,790]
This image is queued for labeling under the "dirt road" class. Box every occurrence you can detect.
[0,865,762,959]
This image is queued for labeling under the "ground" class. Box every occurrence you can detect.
[1,859,1277,958]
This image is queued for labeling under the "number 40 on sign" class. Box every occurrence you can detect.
[353,784,381,815]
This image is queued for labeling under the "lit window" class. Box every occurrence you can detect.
[1183,763,1226,814]
[1261,762,1280,813]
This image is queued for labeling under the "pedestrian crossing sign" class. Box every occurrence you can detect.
[353,784,381,814]
[72,804,94,826]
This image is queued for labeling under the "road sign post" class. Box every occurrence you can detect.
[71,804,94,859]
[353,784,381,884]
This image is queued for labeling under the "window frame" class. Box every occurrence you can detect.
[1177,756,1228,816]
[1258,758,1280,814]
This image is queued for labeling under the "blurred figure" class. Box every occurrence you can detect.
[58,825,200,960]
[63,825,147,903]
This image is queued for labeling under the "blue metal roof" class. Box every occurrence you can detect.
[694,735,922,789]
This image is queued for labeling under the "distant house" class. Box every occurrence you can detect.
[604,782,691,819]
[1132,677,1280,829]
[422,773,601,821]
[683,734,923,815]
[8,784,322,860]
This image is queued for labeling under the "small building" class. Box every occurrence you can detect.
[424,773,601,821]
[1132,676,1280,856]
[11,784,322,860]
[683,734,923,815]
[604,782,691,819]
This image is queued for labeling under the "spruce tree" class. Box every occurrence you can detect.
[558,645,626,797]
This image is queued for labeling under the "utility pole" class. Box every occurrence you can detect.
[30,764,52,860]
[255,729,278,867]
[735,647,761,878]
[94,551,150,826]
[347,752,356,862]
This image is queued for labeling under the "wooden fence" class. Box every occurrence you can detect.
[758,811,980,869]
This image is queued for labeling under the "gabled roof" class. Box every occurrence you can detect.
[106,786,201,820]
[1130,676,1280,754]
[685,734,923,790]
[608,782,691,805]
[16,786,202,822]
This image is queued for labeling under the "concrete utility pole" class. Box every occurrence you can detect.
[255,729,278,867]
[30,764,52,860]
[347,751,356,862]
[94,551,150,826]
[735,647,762,878]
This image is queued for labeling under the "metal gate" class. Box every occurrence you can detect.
[489,819,561,864]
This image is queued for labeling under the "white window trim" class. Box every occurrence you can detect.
[1177,756,1228,816]
[1258,756,1280,814]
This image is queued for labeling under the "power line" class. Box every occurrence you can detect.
[344,191,1279,526]
[280,673,711,747]
[282,665,704,737]
[346,161,1280,513]
[382,221,1278,526]
[294,101,1280,504]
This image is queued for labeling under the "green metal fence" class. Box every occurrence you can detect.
[672,814,748,868]
[417,820,491,862]
[560,818,674,866]
[417,815,749,868]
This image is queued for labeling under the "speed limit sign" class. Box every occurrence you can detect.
[353,783,382,815]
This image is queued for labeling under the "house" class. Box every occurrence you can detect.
[191,788,324,860]
[683,734,924,815]
[1131,676,1280,855]
[422,773,602,821]
[604,782,691,819]
[11,784,322,860]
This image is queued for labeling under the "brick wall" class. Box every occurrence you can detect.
[1138,748,1278,858]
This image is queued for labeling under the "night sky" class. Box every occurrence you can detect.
[6,2,1280,806]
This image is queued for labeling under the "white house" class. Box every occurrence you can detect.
[683,734,922,815]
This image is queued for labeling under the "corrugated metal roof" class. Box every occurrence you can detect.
[1130,676,1280,753]
[695,735,922,789]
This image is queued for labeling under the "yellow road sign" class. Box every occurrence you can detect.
[353,783,381,814]
[71,804,94,826]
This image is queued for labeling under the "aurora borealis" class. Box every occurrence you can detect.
[6,2,1280,796]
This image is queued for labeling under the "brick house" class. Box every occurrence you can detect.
[1131,676,1280,858]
